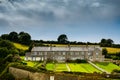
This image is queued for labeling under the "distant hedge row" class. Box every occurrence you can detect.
[11,63,42,72]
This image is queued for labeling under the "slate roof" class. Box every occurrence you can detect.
[31,46,101,52]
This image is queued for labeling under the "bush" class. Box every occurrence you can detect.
[18,49,26,56]
[75,59,87,63]
[37,65,47,71]
[0,73,15,80]
[21,61,27,65]
[11,63,40,72]
[112,69,120,73]
[66,59,87,63]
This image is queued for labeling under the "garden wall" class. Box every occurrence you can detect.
[9,67,78,80]
[9,67,119,80]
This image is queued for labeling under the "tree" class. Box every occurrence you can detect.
[0,48,9,58]
[57,34,68,43]
[19,32,31,45]
[28,42,34,52]
[100,38,107,47]
[0,40,15,50]
[100,38,114,47]
[107,39,114,47]
[102,48,108,58]
[8,31,18,42]
[1,34,9,40]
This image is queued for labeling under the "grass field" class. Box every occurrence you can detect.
[104,47,120,54]
[20,56,25,60]
[55,63,68,72]
[46,63,55,71]
[46,63,102,73]
[24,61,41,67]
[68,63,101,73]
[95,62,120,73]
[13,43,29,50]
[25,61,37,67]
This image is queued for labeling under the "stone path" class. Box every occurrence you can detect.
[66,63,71,72]
[88,61,110,74]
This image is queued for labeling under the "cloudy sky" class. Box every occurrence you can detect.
[0,0,120,43]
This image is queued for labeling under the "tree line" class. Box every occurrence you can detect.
[0,31,31,45]
[33,34,120,48]
[100,38,120,48]
[0,32,120,48]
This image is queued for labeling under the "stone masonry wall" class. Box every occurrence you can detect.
[9,67,78,80]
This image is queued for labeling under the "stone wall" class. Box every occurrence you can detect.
[9,67,78,80]
[9,67,49,80]
[10,67,112,80]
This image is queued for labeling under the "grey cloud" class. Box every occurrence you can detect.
[0,0,119,29]
[0,18,9,27]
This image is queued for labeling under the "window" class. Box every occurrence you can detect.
[96,53,99,58]
[70,52,74,55]
[76,52,79,55]
[59,52,61,55]
[63,52,65,55]
[81,52,84,55]
[88,53,91,56]
[39,52,42,55]
[96,53,99,55]
[34,52,37,55]
[45,52,47,55]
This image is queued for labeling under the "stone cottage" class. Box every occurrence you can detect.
[25,45,104,62]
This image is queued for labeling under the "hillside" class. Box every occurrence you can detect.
[103,47,120,54]
[13,42,120,54]
[13,43,29,50]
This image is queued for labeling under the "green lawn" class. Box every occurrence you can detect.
[95,62,120,73]
[13,43,29,50]
[25,61,41,67]
[55,63,68,72]
[46,63,55,71]
[102,47,120,54]
[68,63,101,73]
[46,63,101,73]
[20,56,25,60]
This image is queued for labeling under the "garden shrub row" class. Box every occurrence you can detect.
[112,69,120,73]
[11,63,42,72]
[66,59,87,63]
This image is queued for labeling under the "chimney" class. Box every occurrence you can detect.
[68,43,71,51]
[50,43,52,51]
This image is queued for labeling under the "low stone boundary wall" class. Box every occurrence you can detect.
[9,67,78,80]
[9,67,49,80]
[9,67,120,80]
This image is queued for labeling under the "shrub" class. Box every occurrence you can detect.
[21,61,27,65]
[37,65,47,71]
[11,63,41,72]
[66,59,87,63]
[112,69,120,73]
[0,73,15,80]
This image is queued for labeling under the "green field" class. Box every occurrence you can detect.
[46,63,102,73]
[13,43,29,50]
[55,63,68,72]
[46,63,55,71]
[46,63,68,72]
[68,63,101,73]
[25,62,120,73]
[24,61,41,67]
[95,62,120,73]
[20,56,25,60]
[104,47,120,54]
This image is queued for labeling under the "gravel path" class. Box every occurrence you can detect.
[88,61,110,74]
[66,63,71,72]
